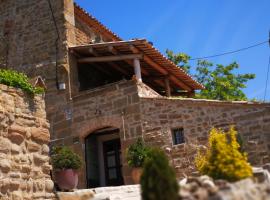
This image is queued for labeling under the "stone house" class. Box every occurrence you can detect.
[1,0,270,189]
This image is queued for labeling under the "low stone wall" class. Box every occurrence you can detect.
[140,97,270,177]
[0,84,55,200]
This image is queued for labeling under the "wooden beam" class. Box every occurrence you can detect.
[169,75,191,91]
[106,46,149,76]
[129,45,191,91]
[78,54,143,63]
[164,78,171,97]
[85,51,131,76]
[70,39,145,50]
[88,63,115,77]
[103,44,171,91]
[143,75,168,80]
[69,49,82,58]
[88,47,94,54]
[129,45,167,75]
[108,46,117,54]
[187,90,195,98]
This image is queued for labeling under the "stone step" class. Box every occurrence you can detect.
[57,185,141,200]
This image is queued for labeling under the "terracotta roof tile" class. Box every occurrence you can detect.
[74,3,122,41]
[70,39,204,90]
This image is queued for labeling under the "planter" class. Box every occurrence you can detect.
[54,169,78,191]
[131,167,143,184]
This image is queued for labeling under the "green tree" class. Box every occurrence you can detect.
[195,60,255,100]
[166,49,191,73]
[195,127,253,182]
[140,148,179,200]
[166,50,255,101]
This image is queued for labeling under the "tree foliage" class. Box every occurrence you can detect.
[195,127,253,182]
[195,60,255,100]
[140,148,179,200]
[166,50,255,101]
[166,49,191,73]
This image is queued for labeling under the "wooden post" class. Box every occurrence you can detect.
[133,58,142,82]
[187,90,195,98]
[164,78,171,97]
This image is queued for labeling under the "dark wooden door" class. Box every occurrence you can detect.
[103,138,123,186]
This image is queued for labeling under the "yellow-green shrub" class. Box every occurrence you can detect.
[195,127,252,182]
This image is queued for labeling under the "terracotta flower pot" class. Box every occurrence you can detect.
[131,167,143,184]
[54,169,78,191]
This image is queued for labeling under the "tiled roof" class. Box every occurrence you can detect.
[74,3,122,41]
[70,39,204,91]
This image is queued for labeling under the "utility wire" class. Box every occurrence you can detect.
[190,40,269,60]
[263,55,270,102]
[47,0,60,89]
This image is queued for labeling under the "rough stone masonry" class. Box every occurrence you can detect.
[1,0,270,189]
[0,84,55,200]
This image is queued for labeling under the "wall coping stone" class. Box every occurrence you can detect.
[72,79,136,101]
[140,96,270,107]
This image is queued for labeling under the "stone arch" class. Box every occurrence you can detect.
[78,116,122,139]
[83,116,124,187]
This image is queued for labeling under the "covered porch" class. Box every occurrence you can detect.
[69,39,204,97]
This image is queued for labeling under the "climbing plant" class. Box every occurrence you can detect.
[0,69,44,95]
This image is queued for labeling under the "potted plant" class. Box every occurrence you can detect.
[51,146,82,191]
[126,138,150,184]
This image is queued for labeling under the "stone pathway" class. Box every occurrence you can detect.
[93,185,140,200]
[57,166,270,200]
[57,185,141,200]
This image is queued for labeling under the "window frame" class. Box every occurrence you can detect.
[171,127,185,146]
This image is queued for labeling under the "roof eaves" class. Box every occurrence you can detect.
[138,39,205,90]
[69,39,205,90]
[74,3,122,41]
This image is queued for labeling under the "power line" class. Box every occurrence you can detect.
[263,55,270,102]
[190,40,269,60]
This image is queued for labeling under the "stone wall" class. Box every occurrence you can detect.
[137,81,161,98]
[50,80,270,187]
[51,80,143,187]
[140,97,270,178]
[73,4,120,45]
[0,0,78,153]
[74,10,109,45]
[0,84,55,200]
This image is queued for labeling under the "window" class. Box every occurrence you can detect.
[172,128,185,145]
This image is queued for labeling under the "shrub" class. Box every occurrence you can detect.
[140,148,179,200]
[51,146,82,170]
[0,69,44,95]
[195,127,253,182]
[126,138,150,168]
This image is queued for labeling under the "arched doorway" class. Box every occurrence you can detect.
[85,126,124,188]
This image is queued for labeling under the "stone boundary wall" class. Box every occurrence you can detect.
[0,84,55,200]
[140,97,270,178]
[53,80,143,187]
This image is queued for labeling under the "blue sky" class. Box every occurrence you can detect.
[75,0,270,101]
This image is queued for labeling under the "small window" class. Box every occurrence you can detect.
[172,128,185,145]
